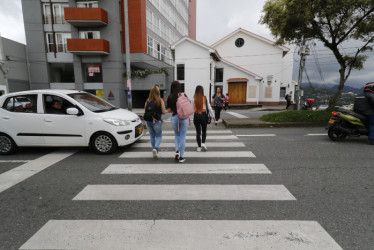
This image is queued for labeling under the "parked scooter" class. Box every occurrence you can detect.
[326,109,368,141]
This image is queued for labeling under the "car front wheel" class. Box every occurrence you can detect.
[90,132,118,154]
[0,134,18,155]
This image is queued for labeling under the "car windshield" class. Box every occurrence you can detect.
[68,93,118,112]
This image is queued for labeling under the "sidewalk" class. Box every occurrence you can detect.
[132,107,326,129]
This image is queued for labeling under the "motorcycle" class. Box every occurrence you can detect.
[326,110,368,141]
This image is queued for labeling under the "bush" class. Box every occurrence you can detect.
[260,110,332,123]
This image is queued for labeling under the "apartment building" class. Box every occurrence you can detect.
[21,0,196,108]
[0,35,29,95]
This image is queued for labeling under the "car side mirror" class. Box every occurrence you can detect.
[66,107,79,115]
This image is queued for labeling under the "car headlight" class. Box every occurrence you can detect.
[103,118,131,126]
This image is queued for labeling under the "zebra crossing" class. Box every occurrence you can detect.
[20,129,342,249]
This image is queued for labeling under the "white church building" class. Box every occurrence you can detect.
[171,28,296,105]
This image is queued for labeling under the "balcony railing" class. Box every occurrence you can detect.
[64,7,108,26]
[67,39,110,55]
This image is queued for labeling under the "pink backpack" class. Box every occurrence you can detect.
[176,93,194,119]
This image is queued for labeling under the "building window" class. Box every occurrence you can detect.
[147,36,154,57]
[49,63,75,83]
[79,31,100,39]
[43,3,69,24]
[215,68,224,82]
[84,64,103,82]
[177,64,185,81]
[280,87,286,98]
[77,1,98,8]
[46,33,71,53]
[235,38,245,48]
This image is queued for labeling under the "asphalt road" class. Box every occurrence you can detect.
[0,126,372,249]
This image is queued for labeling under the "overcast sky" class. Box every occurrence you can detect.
[0,0,373,88]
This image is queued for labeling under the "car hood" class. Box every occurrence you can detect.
[100,108,140,121]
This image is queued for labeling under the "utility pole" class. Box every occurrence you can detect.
[124,0,132,111]
[296,41,309,110]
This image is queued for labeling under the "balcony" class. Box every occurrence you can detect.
[64,7,108,27]
[67,39,110,55]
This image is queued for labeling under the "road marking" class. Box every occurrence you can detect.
[306,134,327,136]
[132,142,246,148]
[120,151,256,158]
[102,163,271,174]
[0,160,30,163]
[147,130,232,135]
[236,134,276,137]
[226,111,249,118]
[0,149,78,194]
[141,135,238,140]
[73,185,295,200]
[20,220,342,250]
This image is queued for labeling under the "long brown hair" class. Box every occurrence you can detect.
[147,85,162,107]
[194,85,205,114]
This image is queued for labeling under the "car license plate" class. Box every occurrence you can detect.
[328,119,335,124]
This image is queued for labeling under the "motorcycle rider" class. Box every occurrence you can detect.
[362,82,374,145]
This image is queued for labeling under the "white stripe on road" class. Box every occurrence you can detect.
[73,185,295,200]
[147,130,232,135]
[0,160,30,163]
[120,151,256,158]
[132,142,246,148]
[102,164,271,174]
[225,111,249,118]
[0,149,78,194]
[306,134,327,136]
[141,135,238,140]
[20,220,342,250]
[236,134,276,137]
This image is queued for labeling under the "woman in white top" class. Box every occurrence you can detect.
[193,85,215,151]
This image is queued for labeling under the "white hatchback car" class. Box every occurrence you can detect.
[0,90,143,155]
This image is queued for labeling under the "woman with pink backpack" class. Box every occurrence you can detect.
[167,81,192,163]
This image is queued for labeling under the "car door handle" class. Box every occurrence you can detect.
[2,117,10,120]
[44,119,52,122]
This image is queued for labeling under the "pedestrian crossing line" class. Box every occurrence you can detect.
[0,149,78,194]
[141,135,238,140]
[226,111,249,118]
[19,220,342,250]
[236,134,276,137]
[0,160,30,163]
[119,151,256,158]
[132,142,246,148]
[101,163,271,174]
[73,185,295,200]
[305,134,327,136]
[146,130,232,135]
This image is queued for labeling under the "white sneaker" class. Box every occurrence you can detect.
[197,147,201,152]
[152,148,158,159]
[179,157,186,163]
[201,144,207,151]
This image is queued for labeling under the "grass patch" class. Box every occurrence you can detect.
[260,110,332,123]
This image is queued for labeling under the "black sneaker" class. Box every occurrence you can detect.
[369,139,374,145]
[175,151,180,161]
[179,157,186,163]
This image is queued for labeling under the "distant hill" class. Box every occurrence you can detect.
[304,83,363,93]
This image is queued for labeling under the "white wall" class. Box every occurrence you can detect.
[174,40,213,99]
[213,31,294,103]
[215,61,260,103]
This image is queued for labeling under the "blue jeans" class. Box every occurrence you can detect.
[368,115,374,139]
[146,120,162,150]
[171,115,189,158]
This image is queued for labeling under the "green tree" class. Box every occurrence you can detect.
[260,0,374,109]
